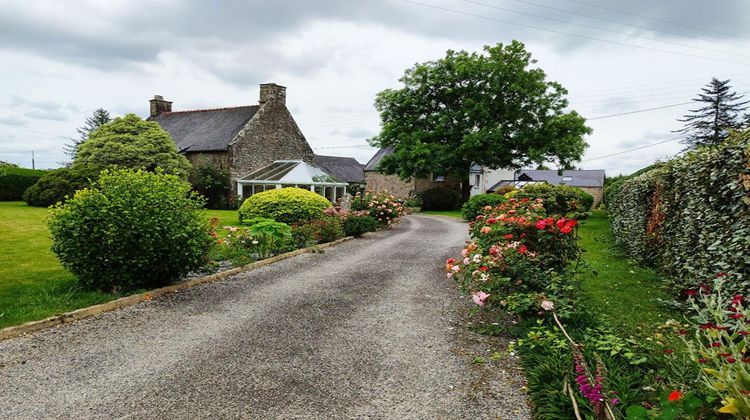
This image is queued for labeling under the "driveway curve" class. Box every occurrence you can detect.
[0,215,530,419]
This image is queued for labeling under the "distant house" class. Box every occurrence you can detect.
[474,168,606,206]
[363,147,463,198]
[149,83,316,197]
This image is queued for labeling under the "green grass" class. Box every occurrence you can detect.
[576,210,679,335]
[0,202,115,329]
[0,202,242,329]
[421,210,464,219]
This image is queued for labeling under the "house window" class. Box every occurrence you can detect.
[474,174,480,187]
[432,173,446,182]
[562,176,573,183]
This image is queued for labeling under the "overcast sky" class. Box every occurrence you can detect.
[2,0,750,175]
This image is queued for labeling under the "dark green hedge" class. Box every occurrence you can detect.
[610,130,750,294]
[0,166,47,201]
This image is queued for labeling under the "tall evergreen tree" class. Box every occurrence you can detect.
[64,108,111,159]
[676,78,748,149]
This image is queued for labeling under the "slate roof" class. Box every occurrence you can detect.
[519,169,605,188]
[313,155,365,183]
[363,146,394,171]
[152,106,259,152]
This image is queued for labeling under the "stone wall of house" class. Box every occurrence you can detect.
[578,186,603,207]
[184,151,230,171]
[364,172,415,198]
[228,98,315,195]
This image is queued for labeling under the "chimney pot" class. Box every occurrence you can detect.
[259,83,286,105]
[149,95,172,117]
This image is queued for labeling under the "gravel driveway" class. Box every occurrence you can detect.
[0,215,530,419]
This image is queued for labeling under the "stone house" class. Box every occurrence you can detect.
[148,83,315,196]
[363,146,463,198]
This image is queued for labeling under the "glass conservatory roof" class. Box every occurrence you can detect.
[238,160,347,185]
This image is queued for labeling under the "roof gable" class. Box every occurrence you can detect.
[153,106,259,152]
[364,146,394,171]
[314,155,364,183]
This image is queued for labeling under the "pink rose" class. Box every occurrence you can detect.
[472,291,491,306]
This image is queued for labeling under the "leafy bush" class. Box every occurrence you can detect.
[290,223,317,249]
[47,169,212,291]
[0,165,46,201]
[511,183,594,217]
[461,193,506,221]
[23,166,98,207]
[189,161,231,209]
[238,187,332,224]
[609,131,750,295]
[420,187,460,211]
[310,216,345,243]
[343,215,378,237]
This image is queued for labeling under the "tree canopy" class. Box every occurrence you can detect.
[370,41,591,181]
[676,78,749,149]
[75,114,191,178]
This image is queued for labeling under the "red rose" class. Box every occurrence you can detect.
[668,391,683,401]
[487,217,497,224]
[535,220,547,230]
[479,266,489,272]
[518,245,528,254]
[503,234,514,240]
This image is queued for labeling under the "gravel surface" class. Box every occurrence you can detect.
[0,215,531,419]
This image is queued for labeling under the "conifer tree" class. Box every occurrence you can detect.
[676,78,748,149]
[64,108,111,159]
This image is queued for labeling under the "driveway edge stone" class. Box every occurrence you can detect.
[0,236,356,341]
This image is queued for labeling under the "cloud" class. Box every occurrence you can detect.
[0,116,26,127]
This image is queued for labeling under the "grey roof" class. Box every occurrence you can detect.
[152,106,259,152]
[314,155,364,183]
[363,146,394,171]
[519,169,605,188]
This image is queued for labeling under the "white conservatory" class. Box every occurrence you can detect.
[236,160,348,203]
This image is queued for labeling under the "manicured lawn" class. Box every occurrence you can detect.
[576,210,678,335]
[0,202,241,329]
[421,210,463,219]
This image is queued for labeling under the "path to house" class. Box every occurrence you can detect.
[0,216,530,419]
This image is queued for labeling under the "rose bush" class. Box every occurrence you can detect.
[351,191,405,226]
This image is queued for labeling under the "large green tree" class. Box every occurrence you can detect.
[75,114,191,178]
[370,41,591,190]
[676,78,748,149]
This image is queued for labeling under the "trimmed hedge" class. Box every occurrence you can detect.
[23,166,97,207]
[0,166,46,201]
[343,215,378,236]
[421,187,461,211]
[461,193,506,221]
[610,130,750,294]
[239,187,332,224]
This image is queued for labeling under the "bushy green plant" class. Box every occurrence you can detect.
[238,187,331,224]
[0,165,46,201]
[23,166,98,207]
[290,223,317,249]
[343,215,378,237]
[47,169,212,291]
[420,187,461,211]
[609,130,750,295]
[511,183,594,217]
[351,191,404,226]
[189,161,231,209]
[242,217,292,259]
[461,193,506,221]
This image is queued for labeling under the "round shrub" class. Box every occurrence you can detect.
[343,215,378,236]
[47,169,212,291]
[421,187,461,211]
[461,193,506,221]
[311,216,345,243]
[238,187,331,224]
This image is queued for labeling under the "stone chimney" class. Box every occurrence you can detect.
[259,83,286,105]
[149,95,172,117]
